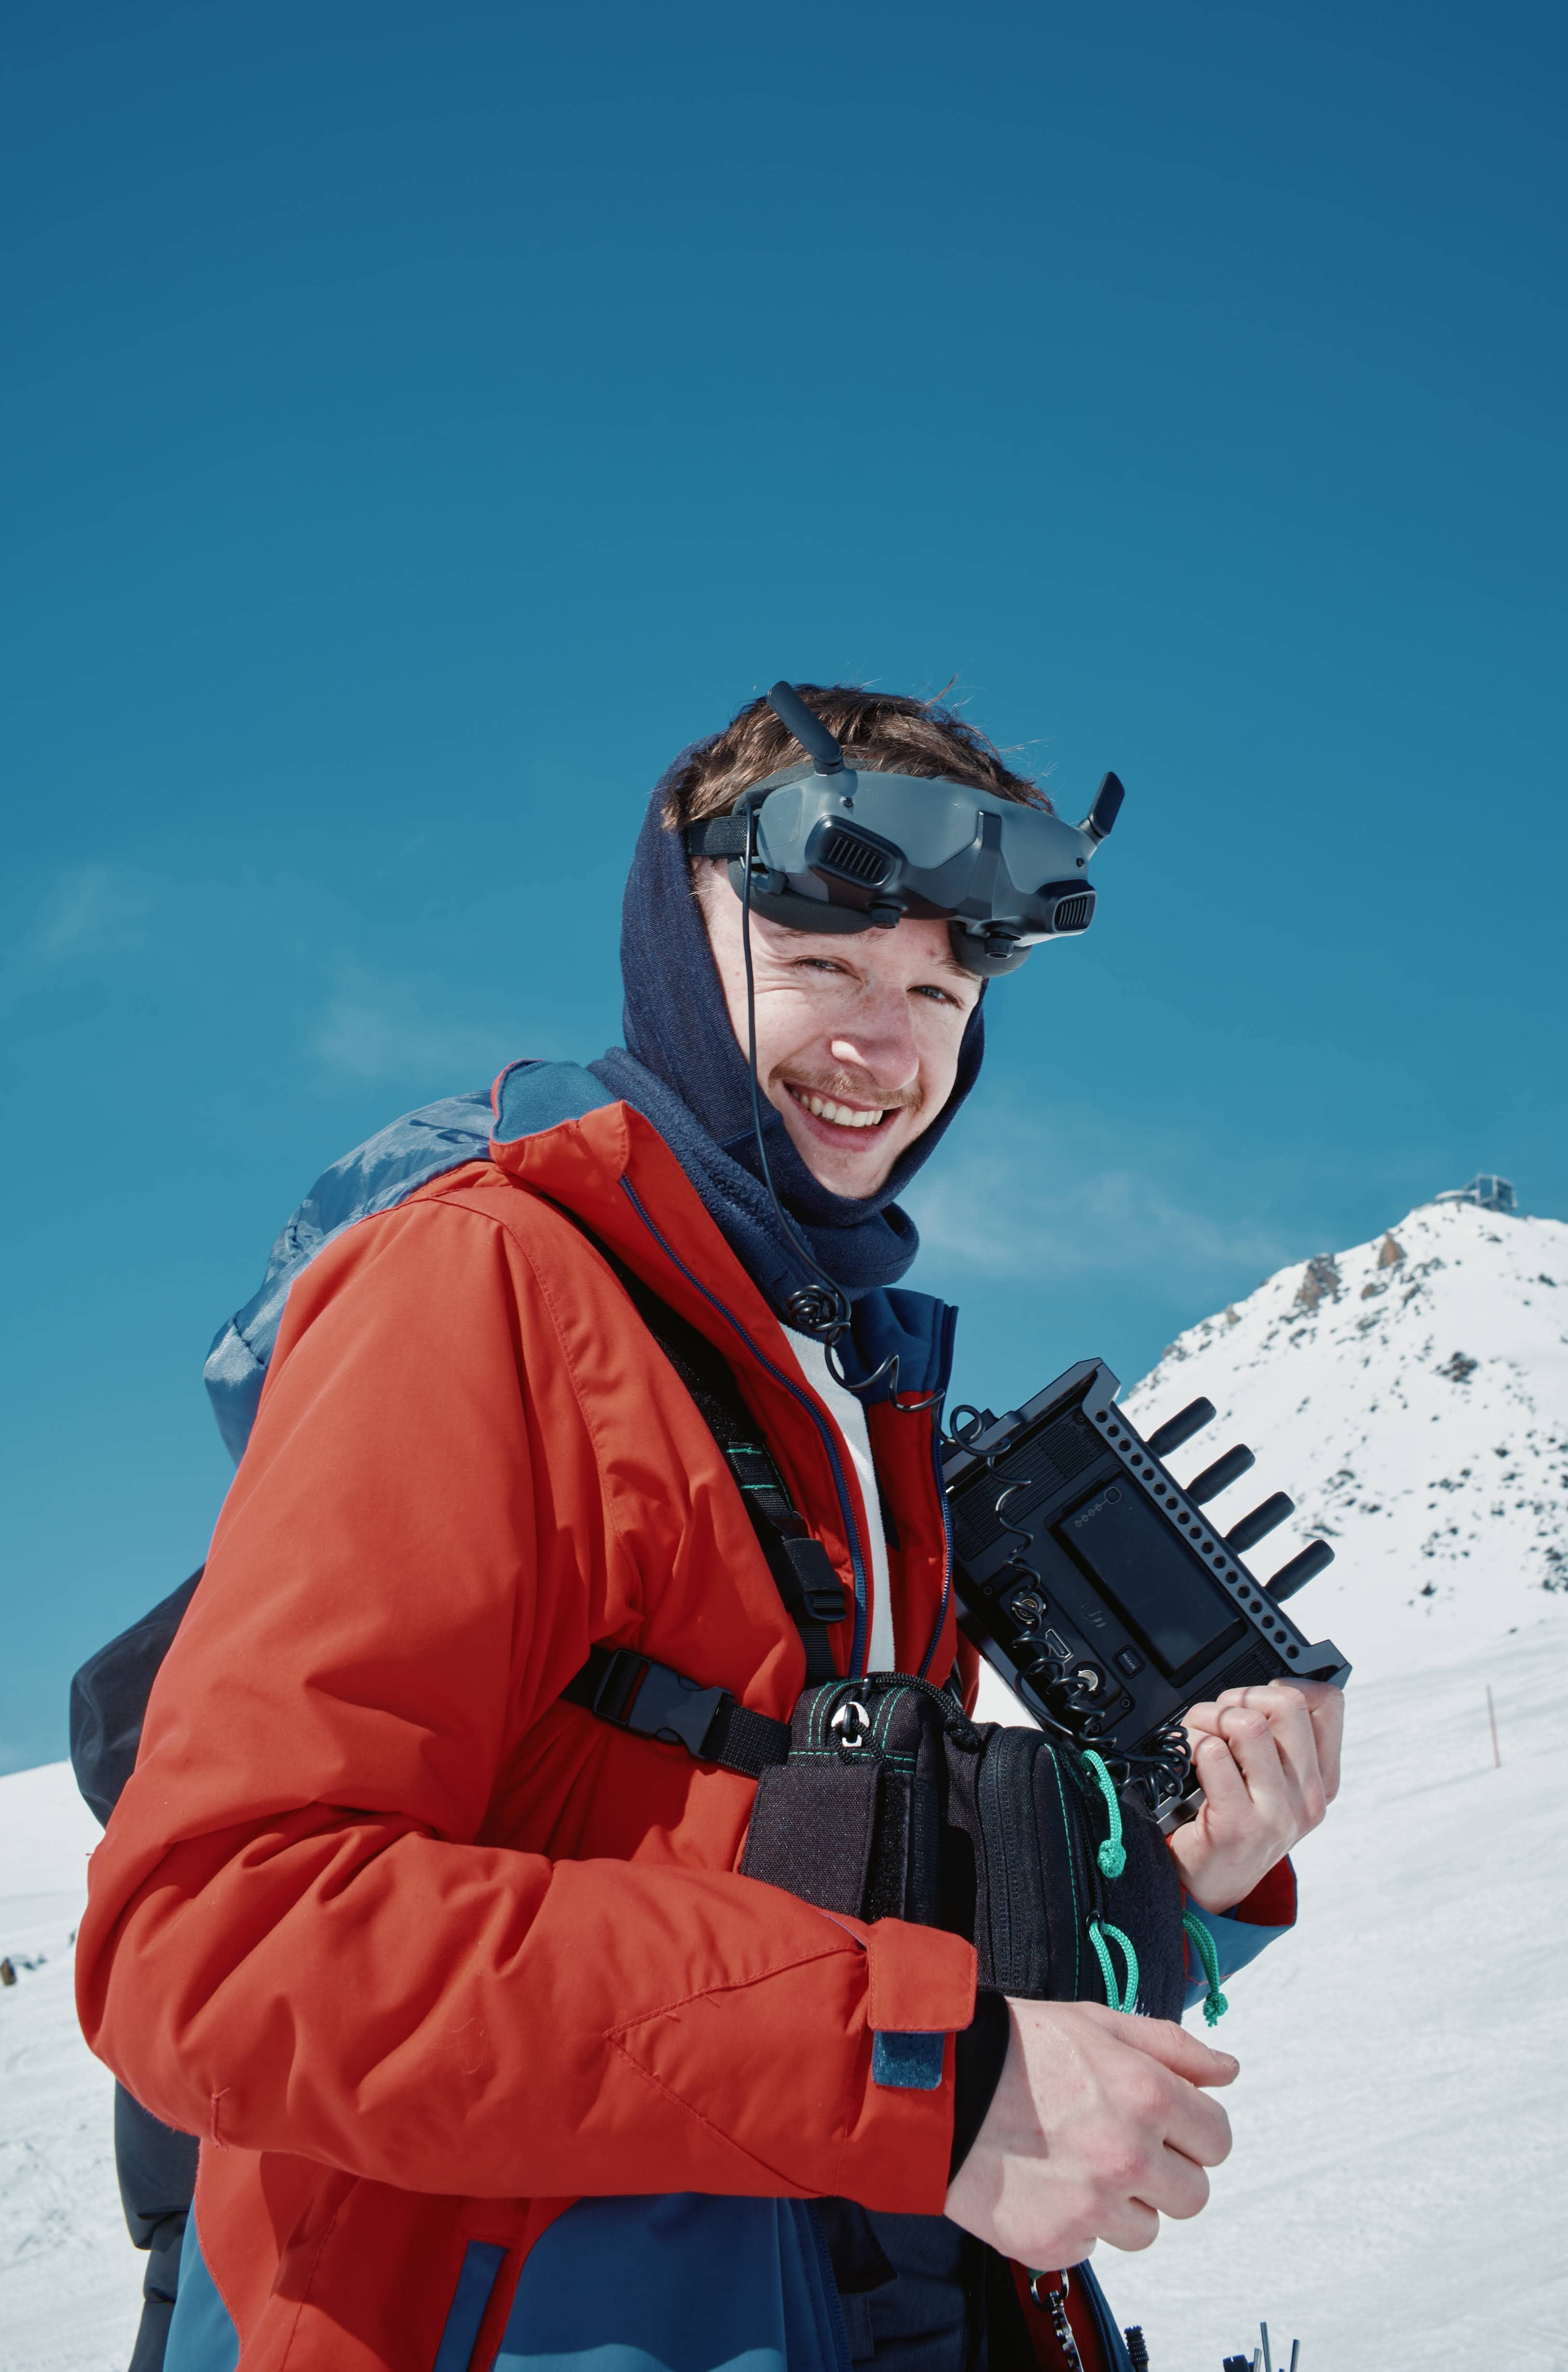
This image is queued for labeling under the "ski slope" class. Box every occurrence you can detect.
[11,1640,1566,2372]
[1076,1614,1568,2372]
[0,1765,136,2371]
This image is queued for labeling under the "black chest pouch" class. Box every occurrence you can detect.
[740,1674,1187,2020]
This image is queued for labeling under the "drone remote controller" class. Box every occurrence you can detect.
[942,1360,1349,1815]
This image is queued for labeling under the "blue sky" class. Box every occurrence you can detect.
[3,0,1564,1773]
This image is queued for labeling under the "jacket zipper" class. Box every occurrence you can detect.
[916,1415,954,1680]
[979,1726,1048,1994]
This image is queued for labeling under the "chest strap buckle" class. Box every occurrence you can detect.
[581,1647,730,1759]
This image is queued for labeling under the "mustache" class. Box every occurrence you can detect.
[776,1066,924,1116]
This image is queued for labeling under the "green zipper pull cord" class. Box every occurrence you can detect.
[1181,1911,1230,2028]
[1082,1748,1126,1878]
[1088,1918,1139,2013]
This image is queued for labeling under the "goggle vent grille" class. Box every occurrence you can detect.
[816,828,895,886]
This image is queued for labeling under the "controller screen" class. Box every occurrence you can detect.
[1053,1478,1246,1684]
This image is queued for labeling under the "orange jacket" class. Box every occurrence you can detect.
[77,1086,979,2369]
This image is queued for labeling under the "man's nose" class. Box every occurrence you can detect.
[826,989,919,1089]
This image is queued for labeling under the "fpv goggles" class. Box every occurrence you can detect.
[686,681,1124,978]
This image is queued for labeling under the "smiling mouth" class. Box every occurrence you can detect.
[784,1084,897,1134]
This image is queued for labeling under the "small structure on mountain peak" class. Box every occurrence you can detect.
[1434,1174,1517,1215]
[1378,1233,1405,1268]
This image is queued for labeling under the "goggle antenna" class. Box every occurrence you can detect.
[766,680,845,777]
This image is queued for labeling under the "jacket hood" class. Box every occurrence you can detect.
[589,769,985,1316]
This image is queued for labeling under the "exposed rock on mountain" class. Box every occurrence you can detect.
[1122,1199,1568,1680]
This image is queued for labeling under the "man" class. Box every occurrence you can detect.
[78,683,1340,2372]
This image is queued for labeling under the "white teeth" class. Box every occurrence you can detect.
[797,1091,885,1130]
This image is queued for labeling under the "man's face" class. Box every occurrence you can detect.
[696,862,982,1199]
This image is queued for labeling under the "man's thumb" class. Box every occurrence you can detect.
[1120,2015,1240,2087]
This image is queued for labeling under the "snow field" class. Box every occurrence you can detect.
[982,1621,1568,2372]
[13,1628,1566,2372]
[0,1766,138,2371]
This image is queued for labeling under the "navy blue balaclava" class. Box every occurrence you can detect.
[589,767,986,1322]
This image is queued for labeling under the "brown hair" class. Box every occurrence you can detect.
[662,682,1053,828]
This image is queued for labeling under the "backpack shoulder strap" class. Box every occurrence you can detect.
[544,1205,847,1687]
[597,1250,848,1684]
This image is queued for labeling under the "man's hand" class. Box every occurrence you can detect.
[945,1999,1237,2265]
[1166,1679,1343,1913]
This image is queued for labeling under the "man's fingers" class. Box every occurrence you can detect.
[1107,2007,1240,2090]
[1144,2142,1217,2222]
[1159,2064,1236,2171]
[1214,1680,1344,1803]
[1249,1688,1326,1820]
[1191,1728,1254,1824]
[1301,1680,1345,1799]
[1215,1704,1293,1821]
[1096,2197,1162,2253]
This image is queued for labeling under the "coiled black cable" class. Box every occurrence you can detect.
[945,1405,1194,1817]
[736,799,940,1411]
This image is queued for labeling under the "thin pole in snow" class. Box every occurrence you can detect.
[1487,1685,1501,1769]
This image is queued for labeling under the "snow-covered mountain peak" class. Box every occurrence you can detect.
[1121,1198,1568,1679]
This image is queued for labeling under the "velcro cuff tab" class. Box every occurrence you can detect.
[872,2032,946,2090]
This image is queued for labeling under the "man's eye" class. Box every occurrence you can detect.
[914,984,962,1007]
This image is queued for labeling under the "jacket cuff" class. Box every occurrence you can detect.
[949,1990,1010,2177]
[1181,1899,1292,2014]
[1229,1855,1297,1929]
[864,1914,976,2034]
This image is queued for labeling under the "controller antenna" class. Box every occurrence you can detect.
[1226,1493,1295,1552]
[766,681,846,776]
[1146,1397,1216,1459]
[1266,1539,1335,1600]
[1187,1444,1257,1504]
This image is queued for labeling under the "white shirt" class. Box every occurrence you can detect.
[784,1329,896,1674]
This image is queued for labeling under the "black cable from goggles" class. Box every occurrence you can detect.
[738,801,941,1412]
